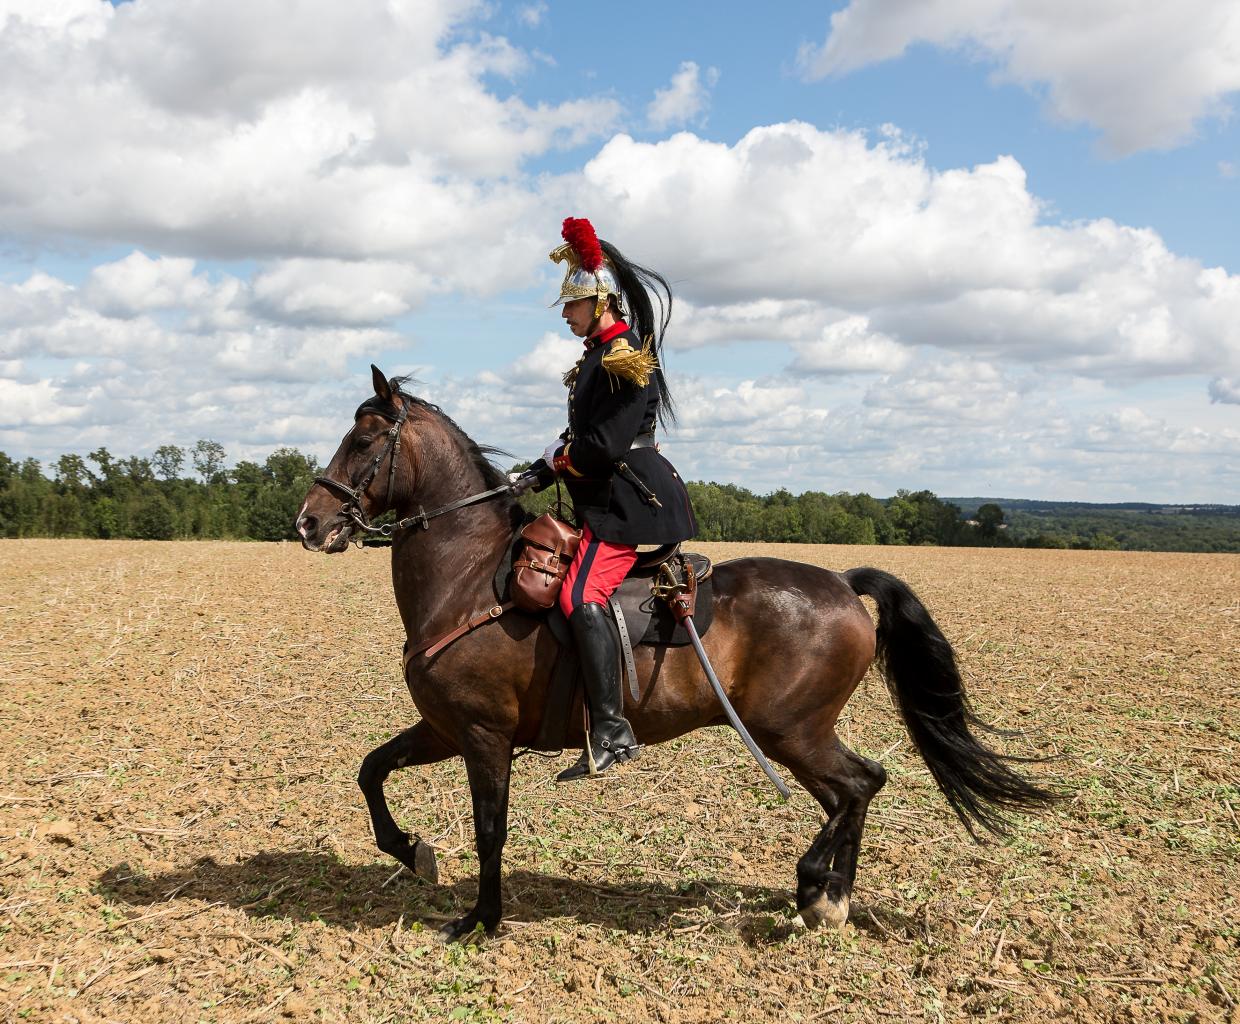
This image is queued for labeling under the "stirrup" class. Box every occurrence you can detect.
[555,742,642,782]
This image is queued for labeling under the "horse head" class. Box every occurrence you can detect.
[296,364,414,553]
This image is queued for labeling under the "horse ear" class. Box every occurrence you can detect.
[371,364,392,402]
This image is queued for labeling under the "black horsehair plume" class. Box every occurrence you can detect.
[599,239,677,428]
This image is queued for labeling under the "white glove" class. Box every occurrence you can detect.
[542,438,564,465]
[506,471,537,496]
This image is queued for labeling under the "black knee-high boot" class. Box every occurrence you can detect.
[556,602,641,781]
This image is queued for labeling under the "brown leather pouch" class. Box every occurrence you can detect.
[511,514,582,612]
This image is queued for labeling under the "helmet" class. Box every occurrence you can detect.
[550,217,620,320]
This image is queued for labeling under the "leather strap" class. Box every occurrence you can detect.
[392,482,513,533]
[609,596,640,704]
[404,602,513,669]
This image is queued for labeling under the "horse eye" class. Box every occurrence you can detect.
[353,435,374,450]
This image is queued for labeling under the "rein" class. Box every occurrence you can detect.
[314,395,513,539]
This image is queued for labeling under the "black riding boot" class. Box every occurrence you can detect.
[556,602,641,782]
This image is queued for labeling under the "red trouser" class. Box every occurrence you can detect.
[559,524,637,617]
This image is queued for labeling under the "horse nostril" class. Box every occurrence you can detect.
[297,515,318,538]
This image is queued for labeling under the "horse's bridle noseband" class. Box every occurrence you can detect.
[314,394,513,540]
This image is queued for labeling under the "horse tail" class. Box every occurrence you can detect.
[844,567,1057,838]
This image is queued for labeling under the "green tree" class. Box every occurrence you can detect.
[152,444,185,481]
[249,488,298,541]
[55,454,90,492]
[46,492,84,536]
[123,456,155,484]
[889,490,965,546]
[231,460,268,491]
[265,447,318,489]
[192,440,227,483]
[90,496,120,539]
[130,490,176,540]
[87,447,118,488]
[975,502,1005,541]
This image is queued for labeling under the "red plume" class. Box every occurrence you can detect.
[561,217,604,273]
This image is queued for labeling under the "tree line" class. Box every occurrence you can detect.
[0,444,319,542]
[2,445,1232,552]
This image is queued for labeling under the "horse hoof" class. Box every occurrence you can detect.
[413,839,439,884]
[439,916,487,944]
[798,893,850,930]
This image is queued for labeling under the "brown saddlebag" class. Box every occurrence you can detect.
[510,514,582,612]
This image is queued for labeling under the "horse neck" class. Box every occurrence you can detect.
[389,422,514,641]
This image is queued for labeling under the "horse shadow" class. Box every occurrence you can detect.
[96,849,829,944]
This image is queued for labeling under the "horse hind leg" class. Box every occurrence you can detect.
[358,719,453,883]
[782,737,886,929]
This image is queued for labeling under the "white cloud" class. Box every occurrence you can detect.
[84,251,222,317]
[671,299,845,350]
[646,61,719,131]
[0,258,407,467]
[504,332,581,388]
[798,0,1240,154]
[0,378,85,428]
[250,260,434,326]
[862,357,1024,424]
[790,316,912,374]
[518,2,547,27]
[0,2,1236,501]
[575,124,1240,391]
[0,0,618,274]
[1210,376,1240,404]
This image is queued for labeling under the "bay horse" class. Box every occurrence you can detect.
[295,367,1053,941]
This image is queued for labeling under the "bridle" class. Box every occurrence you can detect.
[313,394,513,539]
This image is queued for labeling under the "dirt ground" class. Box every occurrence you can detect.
[1,539,1237,1024]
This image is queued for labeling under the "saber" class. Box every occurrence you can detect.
[682,614,791,801]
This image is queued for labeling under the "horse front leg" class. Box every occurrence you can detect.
[440,728,513,941]
[358,719,453,883]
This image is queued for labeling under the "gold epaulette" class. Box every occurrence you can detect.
[601,335,657,387]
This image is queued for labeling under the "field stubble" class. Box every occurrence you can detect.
[0,540,1237,1024]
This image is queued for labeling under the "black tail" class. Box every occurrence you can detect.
[845,567,1057,838]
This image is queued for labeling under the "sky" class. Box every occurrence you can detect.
[1,0,1239,503]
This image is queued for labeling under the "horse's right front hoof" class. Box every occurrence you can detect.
[379,834,439,884]
[439,913,491,944]
[412,839,439,883]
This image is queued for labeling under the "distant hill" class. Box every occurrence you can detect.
[944,498,1240,553]
[946,497,1240,516]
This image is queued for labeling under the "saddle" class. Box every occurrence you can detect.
[491,529,714,752]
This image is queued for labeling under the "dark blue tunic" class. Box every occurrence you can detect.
[537,327,697,546]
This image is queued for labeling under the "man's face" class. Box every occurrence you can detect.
[561,297,595,337]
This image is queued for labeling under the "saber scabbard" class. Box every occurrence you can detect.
[682,615,791,801]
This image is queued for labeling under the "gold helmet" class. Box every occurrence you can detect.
[550,216,620,320]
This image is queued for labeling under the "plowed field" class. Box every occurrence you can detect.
[1,540,1237,1024]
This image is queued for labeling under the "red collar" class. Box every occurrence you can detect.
[585,320,628,349]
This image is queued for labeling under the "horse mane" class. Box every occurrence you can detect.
[356,376,521,526]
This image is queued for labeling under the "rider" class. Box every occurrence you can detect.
[520,217,697,781]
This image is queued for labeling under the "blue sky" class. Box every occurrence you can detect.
[3,0,1239,502]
